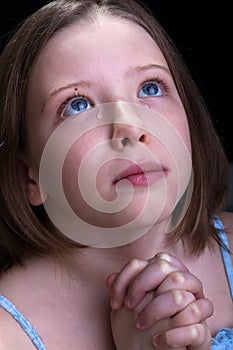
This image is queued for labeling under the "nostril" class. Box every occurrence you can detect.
[139,133,150,144]
[121,137,129,146]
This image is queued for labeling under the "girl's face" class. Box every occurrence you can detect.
[25,17,192,245]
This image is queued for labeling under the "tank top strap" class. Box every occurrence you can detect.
[0,294,46,350]
[214,216,233,299]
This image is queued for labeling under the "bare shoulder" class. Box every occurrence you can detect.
[218,211,233,251]
[0,306,36,350]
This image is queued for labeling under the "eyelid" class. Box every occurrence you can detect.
[57,92,94,118]
[139,76,171,95]
[56,75,170,119]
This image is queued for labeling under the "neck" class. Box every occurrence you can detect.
[65,217,184,285]
[22,218,186,305]
[9,219,187,315]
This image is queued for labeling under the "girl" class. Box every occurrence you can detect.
[0,0,232,349]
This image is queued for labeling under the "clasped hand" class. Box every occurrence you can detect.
[107,253,213,349]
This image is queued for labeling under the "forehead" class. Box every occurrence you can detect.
[30,17,168,84]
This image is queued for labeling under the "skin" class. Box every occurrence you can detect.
[107,253,213,349]
[0,16,232,350]
[25,17,191,230]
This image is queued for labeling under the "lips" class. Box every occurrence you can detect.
[113,161,168,186]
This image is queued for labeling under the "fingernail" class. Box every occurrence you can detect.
[110,298,119,310]
[153,335,161,348]
[135,315,142,328]
[124,297,132,308]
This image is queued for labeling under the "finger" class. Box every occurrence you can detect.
[155,270,205,299]
[109,258,148,309]
[170,298,214,329]
[124,258,180,308]
[135,289,195,330]
[152,323,212,349]
[149,252,189,272]
[106,272,118,289]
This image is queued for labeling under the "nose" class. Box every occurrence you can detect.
[111,103,150,150]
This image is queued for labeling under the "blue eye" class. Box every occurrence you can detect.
[138,82,163,98]
[63,97,92,117]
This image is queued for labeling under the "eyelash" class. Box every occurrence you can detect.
[140,76,171,94]
[57,92,93,118]
[57,76,170,118]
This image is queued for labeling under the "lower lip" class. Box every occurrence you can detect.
[116,170,167,187]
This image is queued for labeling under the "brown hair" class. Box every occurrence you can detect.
[0,0,228,273]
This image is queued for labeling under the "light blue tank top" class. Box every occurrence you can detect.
[0,217,232,349]
[211,217,233,349]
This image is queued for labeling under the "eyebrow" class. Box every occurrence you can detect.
[43,63,170,111]
[48,80,91,99]
[41,80,91,112]
[131,63,171,76]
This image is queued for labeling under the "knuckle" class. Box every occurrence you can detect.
[170,271,185,286]
[157,259,172,274]
[171,289,195,308]
[111,282,122,295]
[171,289,184,306]
[189,322,211,345]
[189,324,199,340]
[192,322,208,337]
[156,252,172,262]
[128,258,142,268]
[190,302,202,319]
[129,276,141,293]
[163,330,174,347]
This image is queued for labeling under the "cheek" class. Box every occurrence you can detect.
[172,106,191,153]
[61,126,110,206]
[174,110,192,155]
[148,107,192,208]
[162,108,191,159]
[61,133,100,224]
[62,127,103,182]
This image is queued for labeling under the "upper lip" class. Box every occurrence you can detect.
[113,161,167,183]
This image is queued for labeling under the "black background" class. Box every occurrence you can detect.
[0,1,231,161]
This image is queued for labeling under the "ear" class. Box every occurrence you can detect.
[20,151,48,207]
[26,166,48,206]
[20,151,48,206]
